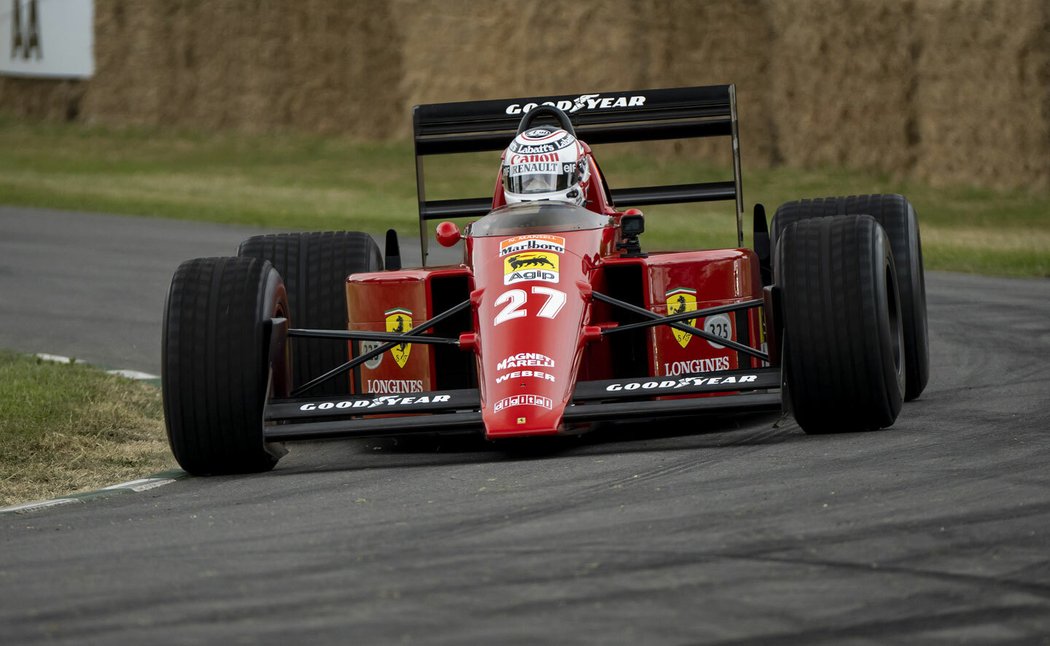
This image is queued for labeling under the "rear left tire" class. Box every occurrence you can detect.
[238,232,382,395]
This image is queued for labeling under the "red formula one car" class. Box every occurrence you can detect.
[162,85,929,475]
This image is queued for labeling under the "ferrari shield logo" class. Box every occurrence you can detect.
[385,307,413,368]
[665,287,698,348]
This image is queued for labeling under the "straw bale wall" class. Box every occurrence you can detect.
[766,0,919,172]
[1,0,1046,190]
[912,0,1050,189]
[79,0,404,135]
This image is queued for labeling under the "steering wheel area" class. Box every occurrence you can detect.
[515,105,576,137]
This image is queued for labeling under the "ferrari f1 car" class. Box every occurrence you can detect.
[162,84,929,475]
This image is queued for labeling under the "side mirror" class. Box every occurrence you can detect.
[617,209,646,258]
[435,221,461,248]
[620,209,645,237]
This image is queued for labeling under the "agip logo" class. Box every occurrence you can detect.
[384,307,413,368]
[665,287,698,348]
[504,252,559,285]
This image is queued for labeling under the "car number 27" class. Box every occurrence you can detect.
[494,286,567,325]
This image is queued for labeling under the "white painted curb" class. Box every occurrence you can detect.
[0,474,186,515]
[34,353,160,380]
[1,498,80,514]
[101,475,181,493]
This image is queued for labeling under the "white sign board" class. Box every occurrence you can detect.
[0,0,94,78]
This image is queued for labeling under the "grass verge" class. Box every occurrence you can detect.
[1,116,1047,276]
[0,351,174,507]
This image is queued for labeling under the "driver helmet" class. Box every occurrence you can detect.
[502,127,589,206]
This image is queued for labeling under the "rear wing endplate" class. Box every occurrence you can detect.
[412,84,745,264]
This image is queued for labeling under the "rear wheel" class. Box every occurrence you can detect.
[772,194,927,400]
[776,215,905,434]
[162,256,290,475]
[238,232,382,395]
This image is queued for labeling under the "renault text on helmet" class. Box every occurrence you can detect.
[502,127,589,205]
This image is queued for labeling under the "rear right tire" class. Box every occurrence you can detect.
[776,215,905,434]
[772,194,928,400]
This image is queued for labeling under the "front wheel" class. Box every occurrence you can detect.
[776,215,905,434]
[162,256,290,475]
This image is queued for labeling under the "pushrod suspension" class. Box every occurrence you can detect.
[289,328,460,345]
[592,292,769,362]
[290,299,471,396]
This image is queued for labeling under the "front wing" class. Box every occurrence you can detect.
[263,368,782,442]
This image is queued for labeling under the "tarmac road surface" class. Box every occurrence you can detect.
[2,206,1049,644]
[0,206,459,375]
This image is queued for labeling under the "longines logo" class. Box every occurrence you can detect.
[10,0,43,61]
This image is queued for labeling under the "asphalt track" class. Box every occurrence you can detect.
[2,207,1049,644]
[0,206,459,375]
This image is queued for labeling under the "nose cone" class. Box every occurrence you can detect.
[470,232,599,437]
[479,297,584,436]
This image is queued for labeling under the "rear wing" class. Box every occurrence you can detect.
[412,84,745,265]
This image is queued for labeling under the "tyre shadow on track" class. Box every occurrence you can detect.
[269,411,803,476]
[571,412,803,456]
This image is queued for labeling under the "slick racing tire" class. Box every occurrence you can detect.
[238,232,382,395]
[771,194,928,400]
[776,215,905,434]
[162,257,290,475]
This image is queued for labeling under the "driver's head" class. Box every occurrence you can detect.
[502,126,588,206]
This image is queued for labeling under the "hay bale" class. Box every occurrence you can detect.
[393,0,773,165]
[629,0,775,167]
[914,0,1050,190]
[393,0,643,106]
[767,0,918,175]
[83,0,404,137]
[81,0,166,126]
[0,78,84,120]
[4,0,1048,190]
[612,0,770,170]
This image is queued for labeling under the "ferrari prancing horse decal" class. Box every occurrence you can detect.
[665,287,698,348]
[384,307,413,368]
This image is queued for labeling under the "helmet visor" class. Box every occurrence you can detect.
[504,161,577,195]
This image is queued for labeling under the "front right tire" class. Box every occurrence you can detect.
[162,256,289,475]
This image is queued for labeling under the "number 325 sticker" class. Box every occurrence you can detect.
[704,313,732,348]
[494,287,567,326]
